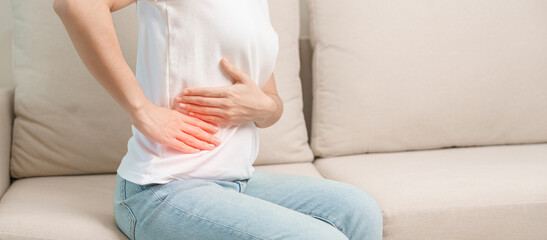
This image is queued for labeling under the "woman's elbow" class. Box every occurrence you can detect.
[54,0,109,17]
[53,0,76,17]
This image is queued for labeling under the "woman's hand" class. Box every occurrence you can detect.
[53,0,223,153]
[174,57,277,126]
[129,101,222,154]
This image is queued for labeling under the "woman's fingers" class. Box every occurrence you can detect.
[167,138,200,154]
[179,87,228,98]
[179,102,227,118]
[187,112,226,126]
[180,124,221,146]
[179,112,220,134]
[183,124,222,146]
[221,57,251,84]
[166,114,221,154]
[177,128,217,150]
[176,95,227,107]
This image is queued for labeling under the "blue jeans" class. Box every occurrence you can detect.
[113,170,383,240]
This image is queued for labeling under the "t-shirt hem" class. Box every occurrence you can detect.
[117,168,172,185]
[117,167,255,186]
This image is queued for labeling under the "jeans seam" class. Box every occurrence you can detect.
[120,201,138,240]
[122,179,127,201]
[302,211,344,233]
[121,179,138,240]
[149,187,264,240]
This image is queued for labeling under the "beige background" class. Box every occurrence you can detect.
[0,0,315,139]
[0,0,13,89]
[0,0,311,89]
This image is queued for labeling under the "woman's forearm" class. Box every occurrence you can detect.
[53,0,149,118]
[254,93,283,128]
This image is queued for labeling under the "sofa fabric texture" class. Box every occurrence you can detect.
[0,163,323,240]
[9,0,313,179]
[1,0,546,239]
[314,143,547,239]
[307,0,547,158]
[0,87,13,198]
[10,1,137,178]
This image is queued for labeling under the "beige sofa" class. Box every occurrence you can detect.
[1,0,546,239]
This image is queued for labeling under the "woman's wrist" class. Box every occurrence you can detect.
[129,99,154,125]
[254,93,279,128]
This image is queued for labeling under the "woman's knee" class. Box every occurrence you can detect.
[345,185,382,219]
[335,184,384,239]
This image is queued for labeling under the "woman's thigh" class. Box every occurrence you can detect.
[113,174,348,240]
[242,171,384,240]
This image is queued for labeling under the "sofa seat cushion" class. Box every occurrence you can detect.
[314,143,547,240]
[0,163,323,240]
[0,174,127,240]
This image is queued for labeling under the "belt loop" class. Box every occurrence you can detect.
[237,179,248,193]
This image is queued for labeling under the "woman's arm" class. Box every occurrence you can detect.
[53,0,145,116]
[253,73,283,128]
[173,58,283,128]
[53,0,223,153]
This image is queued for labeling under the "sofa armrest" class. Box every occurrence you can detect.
[0,87,14,199]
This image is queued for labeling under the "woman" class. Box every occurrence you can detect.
[54,0,383,239]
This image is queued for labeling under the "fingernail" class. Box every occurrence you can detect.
[182,89,189,94]
[214,137,221,145]
[179,103,186,108]
[208,144,215,149]
[175,96,182,101]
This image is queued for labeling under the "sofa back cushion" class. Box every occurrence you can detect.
[10,0,312,178]
[307,0,547,157]
[0,0,12,89]
[256,0,314,165]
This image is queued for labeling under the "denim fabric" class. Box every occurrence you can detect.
[113,170,383,240]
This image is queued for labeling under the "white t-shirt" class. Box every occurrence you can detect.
[117,0,279,185]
